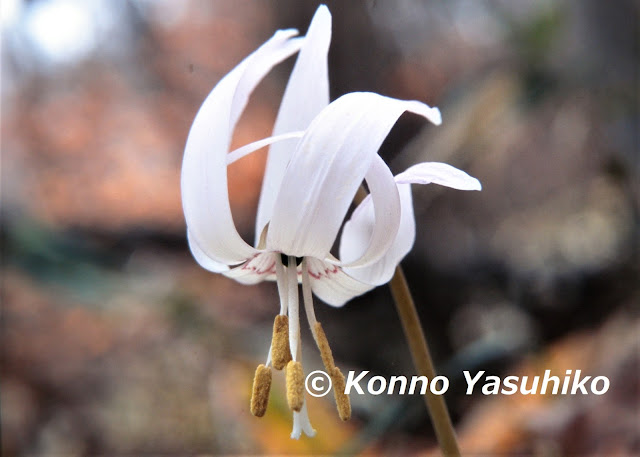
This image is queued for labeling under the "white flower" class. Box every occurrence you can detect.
[181,5,481,439]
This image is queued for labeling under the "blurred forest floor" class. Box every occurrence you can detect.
[2,1,638,455]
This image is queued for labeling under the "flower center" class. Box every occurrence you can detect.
[280,253,303,267]
[249,253,351,439]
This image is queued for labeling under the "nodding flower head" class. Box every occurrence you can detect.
[181,4,481,439]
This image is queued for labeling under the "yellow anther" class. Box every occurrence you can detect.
[271,315,292,370]
[286,360,305,412]
[314,322,336,371]
[330,366,351,421]
[250,364,272,417]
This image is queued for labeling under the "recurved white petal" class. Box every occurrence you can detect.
[306,258,375,307]
[267,92,442,259]
[221,252,278,284]
[256,5,332,244]
[340,162,481,285]
[340,183,415,286]
[182,29,302,265]
[225,131,304,165]
[394,162,482,190]
[187,230,231,273]
[335,155,400,268]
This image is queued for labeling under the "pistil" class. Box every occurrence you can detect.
[287,255,301,360]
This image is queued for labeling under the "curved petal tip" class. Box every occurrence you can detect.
[395,162,482,191]
[431,107,442,125]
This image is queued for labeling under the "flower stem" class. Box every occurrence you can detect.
[389,266,461,457]
[353,185,460,455]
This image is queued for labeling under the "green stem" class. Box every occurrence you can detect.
[389,267,461,457]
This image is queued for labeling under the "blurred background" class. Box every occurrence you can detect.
[1,0,638,455]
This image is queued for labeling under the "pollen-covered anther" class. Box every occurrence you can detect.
[314,322,336,372]
[250,364,272,417]
[271,315,293,370]
[286,360,305,412]
[330,366,351,421]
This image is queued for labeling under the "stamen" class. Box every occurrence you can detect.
[275,254,288,316]
[330,366,351,421]
[271,315,292,370]
[300,260,350,420]
[313,322,336,372]
[286,360,305,412]
[301,258,319,329]
[250,364,272,417]
[301,261,336,370]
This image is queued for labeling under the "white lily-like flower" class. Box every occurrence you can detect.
[181,5,481,439]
